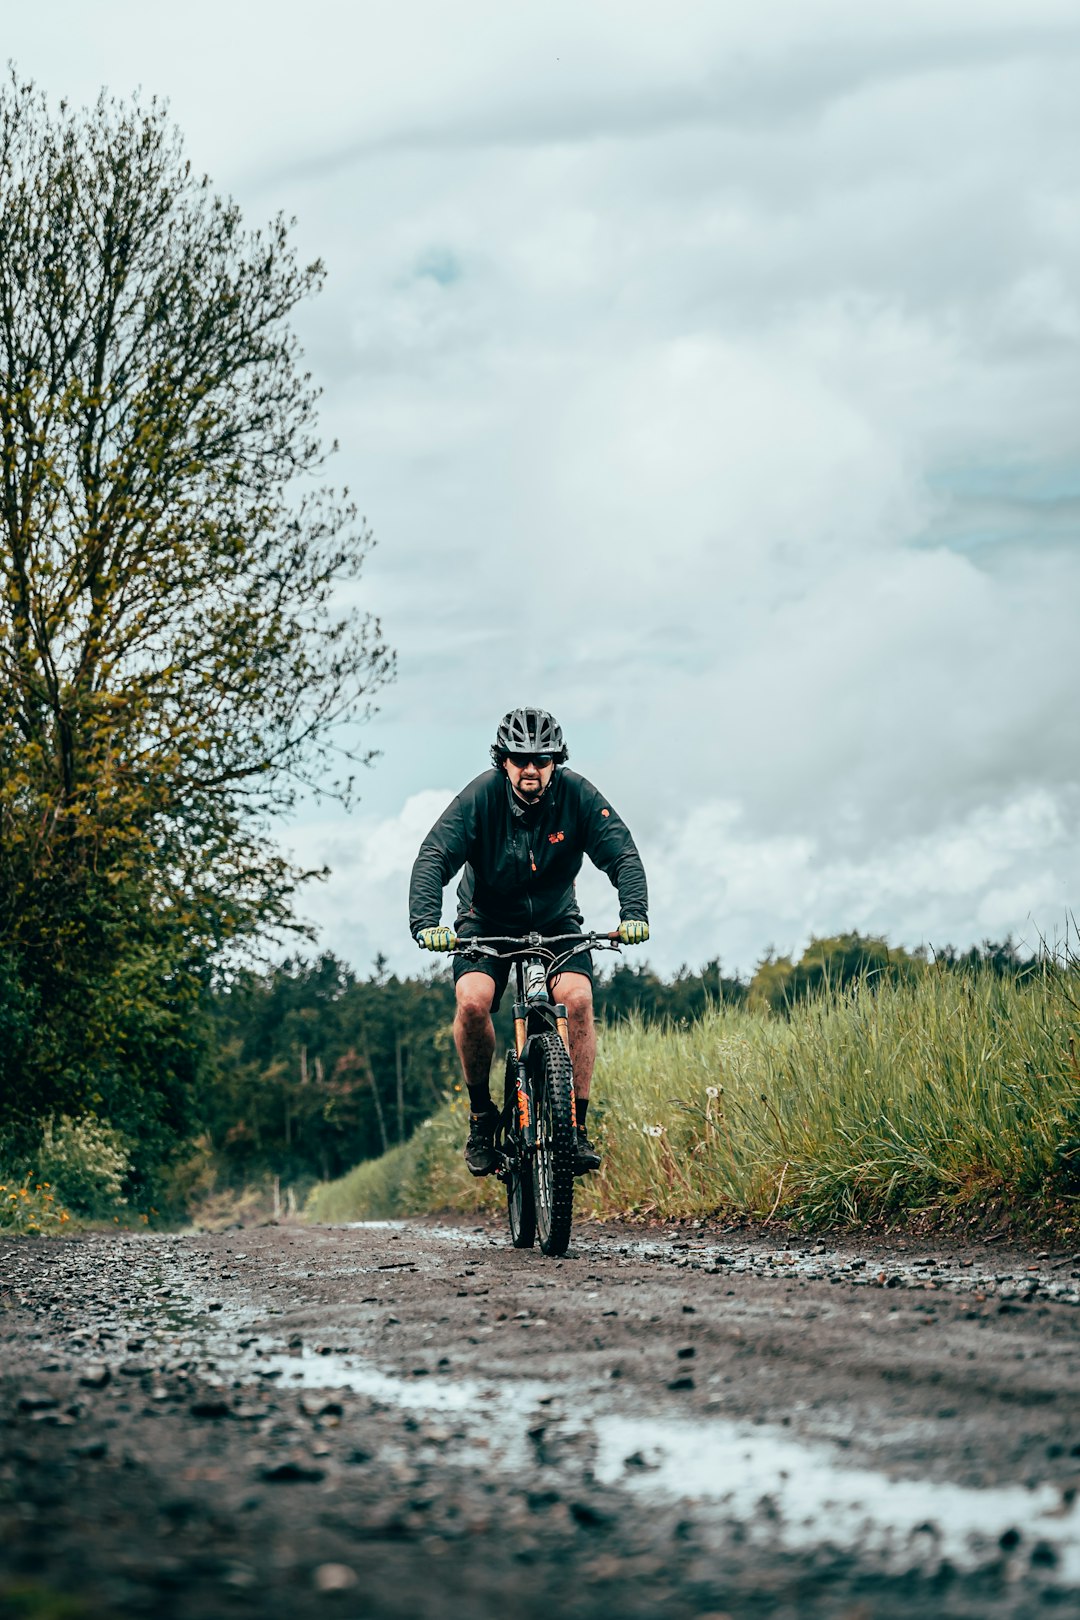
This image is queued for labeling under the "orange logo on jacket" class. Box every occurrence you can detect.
[548,830,565,844]
[601,808,610,818]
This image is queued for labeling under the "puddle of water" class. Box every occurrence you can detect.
[193,1338,553,1473]
[593,1412,1080,1581]
[255,1350,491,1413]
[232,1335,1080,1585]
[200,1336,549,1432]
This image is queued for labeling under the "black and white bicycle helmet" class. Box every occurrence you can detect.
[491,707,568,767]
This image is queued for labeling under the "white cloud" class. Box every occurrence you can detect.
[643,788,1075,974]
[284,790,454,970]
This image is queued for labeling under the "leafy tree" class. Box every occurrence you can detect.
[748,934,916,1011]
[928,936,1038,981]
[746,948,797,1012]
[204,955,460,1186]
[0,74,392,1161]
[593,958,746,1024]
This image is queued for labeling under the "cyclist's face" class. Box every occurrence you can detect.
[504,755,555,802]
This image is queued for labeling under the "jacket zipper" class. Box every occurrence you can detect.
[523,832,535,923]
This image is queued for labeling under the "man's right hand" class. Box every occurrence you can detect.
[416,926,457,952]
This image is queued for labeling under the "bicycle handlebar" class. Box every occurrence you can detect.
[451,930,622,963]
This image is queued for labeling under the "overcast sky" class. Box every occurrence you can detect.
[8,3,1080,976]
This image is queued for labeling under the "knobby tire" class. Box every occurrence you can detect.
[531,1031,575,1257]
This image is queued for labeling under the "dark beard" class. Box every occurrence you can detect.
[513,780,546,804]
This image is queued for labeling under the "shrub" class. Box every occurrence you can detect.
[36,1115,131,1218]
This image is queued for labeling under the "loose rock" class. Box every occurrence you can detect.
[313,1563,358,1592]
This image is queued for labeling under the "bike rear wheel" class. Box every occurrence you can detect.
[530,1031,575,1257]
[507,1151,536,1248]
[503,1057,535,1248]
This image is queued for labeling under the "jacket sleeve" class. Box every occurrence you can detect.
[408,793,472,937]
[578,778,649,923]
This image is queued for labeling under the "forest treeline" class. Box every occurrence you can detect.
[196,932,1037,1206]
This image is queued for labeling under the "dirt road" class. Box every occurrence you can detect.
[2,1219,1079,1618]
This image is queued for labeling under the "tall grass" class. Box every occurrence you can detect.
[305,1090,504,1223]
[306,962,1080,1229]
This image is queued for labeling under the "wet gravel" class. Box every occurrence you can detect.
[2,1218,1079,1618]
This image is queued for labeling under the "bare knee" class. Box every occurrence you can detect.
[455,977,496,1028]
[558,976,593,1021]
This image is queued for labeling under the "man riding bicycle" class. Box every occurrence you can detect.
[409,707,650,1178]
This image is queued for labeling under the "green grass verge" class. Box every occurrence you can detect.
[306,964,1080,1230]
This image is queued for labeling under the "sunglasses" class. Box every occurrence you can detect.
[507,752,554,769]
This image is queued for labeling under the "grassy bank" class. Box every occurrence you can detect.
[306,963,1080,1231]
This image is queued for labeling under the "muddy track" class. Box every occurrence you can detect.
[2,1219,1079,1619]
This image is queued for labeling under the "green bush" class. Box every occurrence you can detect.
[36,1115,131,1218]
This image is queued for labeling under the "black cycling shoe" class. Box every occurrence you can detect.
[574,1126,601,1175]
[464,1105,500,1177]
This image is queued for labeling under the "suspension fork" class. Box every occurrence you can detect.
[552,1002,577,1127]
[514,1004,569,1056]
[510,999,537,1151]
[516,1000,577,1140]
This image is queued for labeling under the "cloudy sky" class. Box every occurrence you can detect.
[9,2,1080,976]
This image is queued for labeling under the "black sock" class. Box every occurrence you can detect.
[468,1085,494,1115]
[577,1097,588,1130]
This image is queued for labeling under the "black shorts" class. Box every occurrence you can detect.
[452,916,594,1015]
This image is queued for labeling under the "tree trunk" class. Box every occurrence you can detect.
[363,1046,390,1156]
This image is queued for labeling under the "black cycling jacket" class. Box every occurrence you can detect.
[408,768,648,937]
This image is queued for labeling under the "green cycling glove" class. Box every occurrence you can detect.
[618,920,649,946]
[416,926,457,952]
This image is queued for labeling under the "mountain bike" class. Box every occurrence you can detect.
[451,930,622,1257]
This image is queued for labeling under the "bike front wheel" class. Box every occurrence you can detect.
[530,1031,576,1257]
